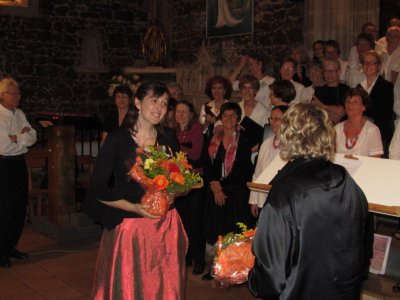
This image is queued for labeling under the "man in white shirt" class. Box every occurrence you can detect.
[380,26,400,84]
[0,78,37,268]
[230,51,275,118]
[375,17,400,54]
[348,23,378,68]
[347,33,375,88]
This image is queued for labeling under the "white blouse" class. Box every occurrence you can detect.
[238,100,269,127]
[248,136,279,208]
[335,120,383,157]
[389,121,400,160]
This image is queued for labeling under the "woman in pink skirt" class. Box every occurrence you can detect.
[86,81,188,300]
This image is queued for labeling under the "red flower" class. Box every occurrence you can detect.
[168,163,180,173]
[153,175,168,190]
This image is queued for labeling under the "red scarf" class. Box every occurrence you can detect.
[208,129,240,178]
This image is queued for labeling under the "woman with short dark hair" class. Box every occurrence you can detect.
[101,84,133,143]
[199,76,232,140]
[202,101,255,280]
[335,87,384,157]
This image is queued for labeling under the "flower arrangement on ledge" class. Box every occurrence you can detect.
[108,73,142,96]
[129,146,203,217]
[212,222,256,285]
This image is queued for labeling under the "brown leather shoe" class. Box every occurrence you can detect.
[0,255,11,268]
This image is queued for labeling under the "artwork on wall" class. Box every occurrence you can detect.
[0,0,28,7]
[206,0,253,38]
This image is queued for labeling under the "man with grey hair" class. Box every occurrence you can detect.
[0,77,36,268]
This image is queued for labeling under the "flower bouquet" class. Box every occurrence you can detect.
[129,146,203,217]
[212,223,256,285]
[108,73,142,96]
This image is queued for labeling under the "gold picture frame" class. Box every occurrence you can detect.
[0,0,28,7]
[206,0,254,38]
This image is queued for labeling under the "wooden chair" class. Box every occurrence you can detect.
[25,148,49,218]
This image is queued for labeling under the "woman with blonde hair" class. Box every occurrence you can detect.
[356,50,394,156]
[249,103,373,299]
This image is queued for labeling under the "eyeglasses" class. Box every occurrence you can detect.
[362,61,378,66]
[268,117,283,122]
[324,69,339,73]
[221,113,238,119]
[4,92,21,96]
[240,85,255,91]
[345,99,363,105]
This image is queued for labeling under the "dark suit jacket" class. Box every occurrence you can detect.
[358,76,394,143]
[248,158,373,300]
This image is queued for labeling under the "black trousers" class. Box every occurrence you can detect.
[0,156,28,255]
[175,187,206,265]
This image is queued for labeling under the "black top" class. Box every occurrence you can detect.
[358,76,394,143]
[248,158,373,300]
[102,108,128,133]
[314,83,350,106]
[203,132,254,186]
[85,127,179,230]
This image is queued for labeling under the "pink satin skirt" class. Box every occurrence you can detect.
[92,209,188,300]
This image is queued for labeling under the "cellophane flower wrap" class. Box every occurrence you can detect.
[212,223,256,285]
[129,146,203,217]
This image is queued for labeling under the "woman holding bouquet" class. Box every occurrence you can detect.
[174,100,206,274]
[202,102,255,279]
[86,81,188,299]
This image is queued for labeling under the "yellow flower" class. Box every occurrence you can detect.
[143,158,154,170]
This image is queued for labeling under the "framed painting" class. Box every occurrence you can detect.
[206,0,253,38]
[0,0,28,7]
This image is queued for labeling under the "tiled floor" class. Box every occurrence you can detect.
[0,224,399,300]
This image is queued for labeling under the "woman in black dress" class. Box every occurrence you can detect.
[203,102,255,246]
[101,84,133,143]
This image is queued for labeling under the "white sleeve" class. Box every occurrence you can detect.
[347,46,359,65]
[394,76,400,117]
[232,80,239,91]
[300,86,314,103]
[367,124,384,156]
[16,112,37,147]
[248,139,271,206]
[389,122,400,160]
[199,104,206,125]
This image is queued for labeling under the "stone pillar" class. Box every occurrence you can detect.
[47,125,76,225]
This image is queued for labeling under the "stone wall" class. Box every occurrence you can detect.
[0,0,149,117]
[0,0,304,119]
[167,0,304,76]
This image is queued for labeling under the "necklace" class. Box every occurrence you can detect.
[131,128,156,148]
[272,135,279,149]
[344,121,363,150]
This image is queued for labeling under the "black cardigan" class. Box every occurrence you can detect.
[85,127,179,230]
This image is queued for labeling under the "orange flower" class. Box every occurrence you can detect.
[180,158,192,169]
[160,160,169,170]
[243,229,256,237]
[153,175,168,190]
[170,172,185,185]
